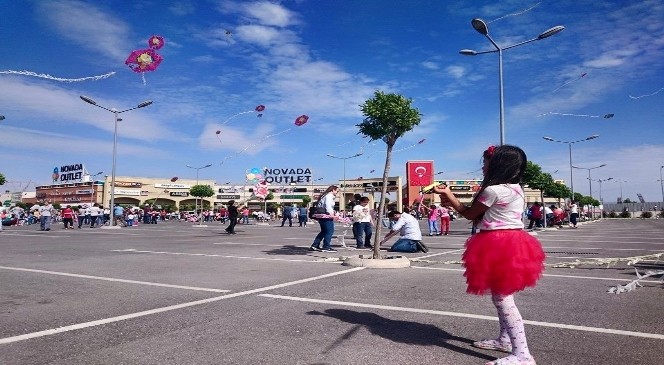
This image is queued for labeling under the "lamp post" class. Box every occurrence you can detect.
[186,163,213,226]
[573,163,606,219]
[80,96,153,228]
[326,152,363,211]
[543,134,599,200]
[87,171,104,205]
[660,165,664,209]
[461,19,564,145]
[615,179,627,203]
[589,177,613,203]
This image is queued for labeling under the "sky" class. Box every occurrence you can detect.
[1,0,663,204]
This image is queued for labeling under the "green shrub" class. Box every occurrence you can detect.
[608,211,618,218]
[619,211,631,218]
[640,211,653,219]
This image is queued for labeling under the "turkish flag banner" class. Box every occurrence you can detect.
[408,161,433,186]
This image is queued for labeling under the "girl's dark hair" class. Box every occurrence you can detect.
[323,185,339,195]
[471,145,527,221]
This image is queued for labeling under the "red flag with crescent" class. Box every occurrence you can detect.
[408,161,433,186]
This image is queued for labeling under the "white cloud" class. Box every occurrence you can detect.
[35,0,129,61]
[239,1,299,27]
[421,61,439,70]
[445,65,466,79]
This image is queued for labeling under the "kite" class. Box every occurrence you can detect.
[221,104,267,125]
[629,87,664,100]
[0,70,116,82]
[245,167,264,183]
[294,115,309,126]
[369,169,375,173]
[125,35,165,85]
[215,130,222,144]
[219,114,309,165]
[537,112,614,119]
[254,180,269,200]
[488,2,541,24]
[552,72,587,93]
[170,177,179,182]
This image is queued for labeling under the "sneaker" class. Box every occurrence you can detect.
[309,246,322,252]
[321,248,337,253]
[472,339,512,353]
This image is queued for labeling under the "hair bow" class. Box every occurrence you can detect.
[486,145,496,157]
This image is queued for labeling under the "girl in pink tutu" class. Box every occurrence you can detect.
[434,145,544,365]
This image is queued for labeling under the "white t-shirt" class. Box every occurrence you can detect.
[476,184,525,230]
[39,204,53,217]
[391,212,422,240]
[569,203,578,214]
[89,206,101,216]
[352,204,372,223]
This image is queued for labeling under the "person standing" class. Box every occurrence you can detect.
[39,201,53,231]
[527,202,542,229]
[225,201,239,234]
[298,204,308,227]
[568,200,579,228]
[89,203,101,228]
[280,204,293,227]
[61,205,74,229]
[241,206,250,225]
[310,185,339,253]
[113,204,125,227]
[439,205,451,235]
[352,196,373,249]
[77,205,87,229]
[433,145,544,365]
[421,204,441,236]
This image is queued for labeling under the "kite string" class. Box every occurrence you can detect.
[220,129,292,165]
[629,87,664,99]
[0,70,116,82]
[537,112,600,118]
[488,2,541,24]
[222,111,255,125]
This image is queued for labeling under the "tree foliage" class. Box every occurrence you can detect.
[190,185,215,198]
[0,173,5,186]
[358,91,421,258]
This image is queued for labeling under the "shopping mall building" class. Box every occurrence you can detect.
[23,161,558,211]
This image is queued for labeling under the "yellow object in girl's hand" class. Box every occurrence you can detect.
[422,182,445,194]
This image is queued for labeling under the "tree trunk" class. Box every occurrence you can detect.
[372,143,394,259]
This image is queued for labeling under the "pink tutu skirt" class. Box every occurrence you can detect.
[462,229,545,296]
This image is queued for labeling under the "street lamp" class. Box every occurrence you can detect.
[572,163,606,219]
[186,163,213,226]
[615,179,627,203]
[80,96,153,228]
[543,134,599,200]
[589,177,613,203]
[326,152,363,211]
[87,171,103,204]
[660,166,664,209]
[461,19,564,145]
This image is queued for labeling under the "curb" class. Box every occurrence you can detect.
[342,255,411,268]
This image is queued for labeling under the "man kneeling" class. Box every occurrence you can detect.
[379,210,428,253]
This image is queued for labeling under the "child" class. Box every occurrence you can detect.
[420,204,441,236]
[434,145,544,365]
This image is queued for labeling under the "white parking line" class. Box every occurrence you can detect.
[112,248,334,263]
[0,267,365,345]
[0,266,229,293]
[258,294,664,340]
[411,266,662,283]
[414,249,465,260]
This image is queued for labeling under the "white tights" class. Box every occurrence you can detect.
[492,294,533,361]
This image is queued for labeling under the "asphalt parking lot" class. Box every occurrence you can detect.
[1,218,663,364]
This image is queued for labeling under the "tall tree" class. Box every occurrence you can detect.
[0,173,5,186]
[357,91,422,258]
